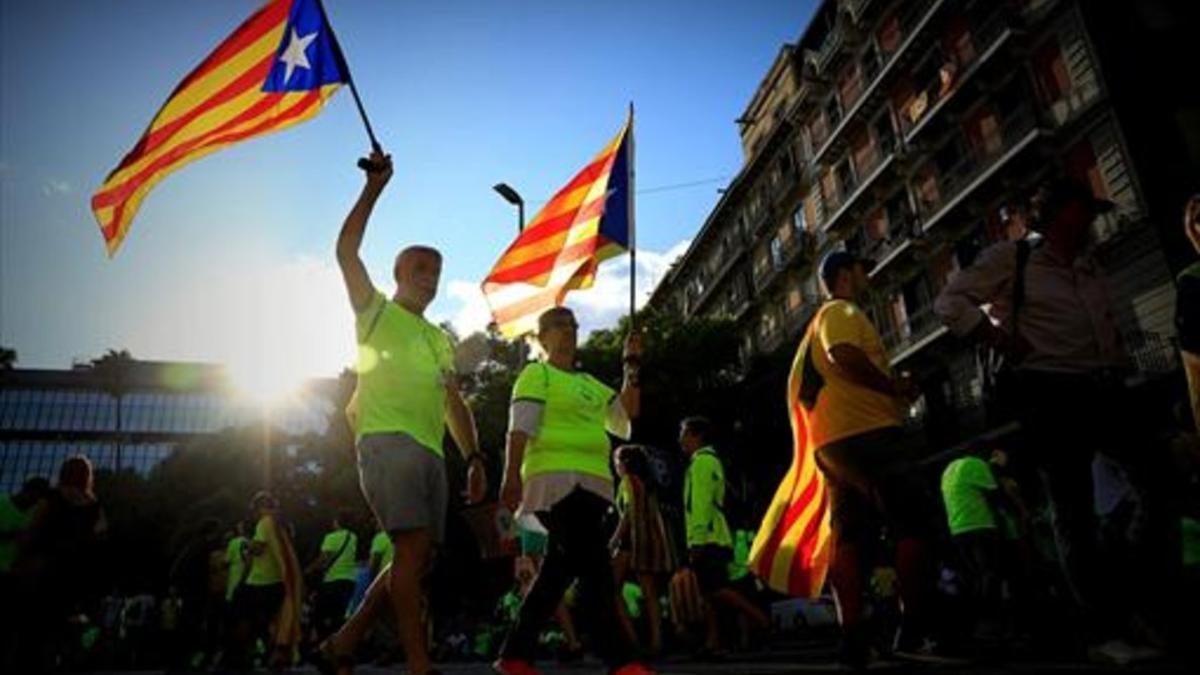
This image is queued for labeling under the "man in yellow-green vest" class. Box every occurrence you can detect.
[319,150,487,675]
[680,416,769,655]
[305,509,359,642]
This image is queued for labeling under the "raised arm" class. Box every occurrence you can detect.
[336,150,392,313]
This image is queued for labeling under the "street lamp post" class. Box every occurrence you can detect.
[493,182,525,232]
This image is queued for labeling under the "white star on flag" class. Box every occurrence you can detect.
[279,28,318,84]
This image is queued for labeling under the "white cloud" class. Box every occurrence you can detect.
[440,238,690,338]
[442,279,493,338]
[41,179,71,196]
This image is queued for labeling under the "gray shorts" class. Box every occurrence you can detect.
[357,433,448,542]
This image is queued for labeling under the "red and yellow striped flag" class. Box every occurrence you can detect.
[748,306,833,598]
[481,115,634,337]
[91,0,349,256]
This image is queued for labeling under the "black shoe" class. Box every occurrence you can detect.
[891,633,968,666]
[837,624,874,672]
[693,647,728,662]
[557,644,584,664]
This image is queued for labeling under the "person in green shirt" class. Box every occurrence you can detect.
[224,521,249,604]
[0,477,49,669]
[231,492,302,670]
[320,150,487,675]
[305,510,359,642]
[494,307,651,675]
[368,529,395,581]
[680,416,769,655]
[0,477,49,574]
[940,447,1021,639]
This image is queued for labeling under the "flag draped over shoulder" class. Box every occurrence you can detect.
[91,0,350,256]
[262,513,304,660]
[482,116,634,337]
[748,307,833,598]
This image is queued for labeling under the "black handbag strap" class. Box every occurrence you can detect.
[1010,239,1032,340]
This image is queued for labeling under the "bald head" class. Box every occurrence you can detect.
[393,245,443,315]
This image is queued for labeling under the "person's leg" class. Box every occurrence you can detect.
[639,574,662,656]
[327,563,390,657]
[1040,448,1101,618]
[559,490,637,669]
[499,505,578,663]
[815,433,879,649]
[554,602,582,652]
[712,587,770,629]
[894,537,934,632]
[1093,382,1181,644]
[828,540,865,632]
[874,430,940,649]
[612,552,639,651]
[703,604,720,653]
[390,529,434,675]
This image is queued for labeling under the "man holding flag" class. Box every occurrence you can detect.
[750,251,939,669]
[481,113,648,675]
[318,150,487,675]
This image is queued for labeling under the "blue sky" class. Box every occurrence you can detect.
[0,0,815,386]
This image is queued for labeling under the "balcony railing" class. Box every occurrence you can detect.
[784,295,821,331]
[842,0,876,25]
[864,214,919,267]
[899,9,1014,139]
[820,143,898,233]
[809,0,940,165]
[758,326,785,354]
[916,105,1038,227]
[882,304,942,357]
[692,244,747,314]
[879,0,938,59]
[752,233,807,293]
[1124,330,1179,376]
[750,203,776,235]
[1047,78,1102,129]
[814,20,848,74]
[810,113,833,151]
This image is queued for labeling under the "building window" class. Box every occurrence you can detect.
[825,96,842,130]
[1032,40,1070,104]
[861,43,882,83]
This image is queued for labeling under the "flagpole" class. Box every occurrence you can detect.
[348,80,382,155]
[315,0,383,159]
[628,102,637,333]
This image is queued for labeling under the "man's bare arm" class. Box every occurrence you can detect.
[336,150,392,312]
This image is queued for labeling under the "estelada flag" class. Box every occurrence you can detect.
[748,304,833,598]
[481,114,633,337]
[91,0,350,256]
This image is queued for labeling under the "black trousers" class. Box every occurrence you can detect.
[953,530,1003,627]
[500,487,634,668]
[314,579,357,640]
[1015,370,1180,639]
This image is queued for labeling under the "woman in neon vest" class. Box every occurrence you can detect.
[494,307,653,675]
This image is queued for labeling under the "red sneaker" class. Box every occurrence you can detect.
[612,662,656,675]
[492,657,543,675]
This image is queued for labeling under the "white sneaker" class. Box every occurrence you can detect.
[1087,639,1164,665]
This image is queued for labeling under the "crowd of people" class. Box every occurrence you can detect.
[1,156,1196,674]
